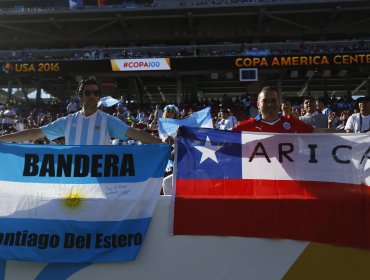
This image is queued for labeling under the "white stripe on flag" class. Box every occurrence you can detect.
[0,177,163,221]
[241,132,367,184]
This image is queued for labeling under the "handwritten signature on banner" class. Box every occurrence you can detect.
[104,184,130,197]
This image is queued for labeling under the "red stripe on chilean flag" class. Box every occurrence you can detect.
[174,178,370,249]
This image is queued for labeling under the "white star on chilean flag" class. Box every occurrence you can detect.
[194,136,223,164]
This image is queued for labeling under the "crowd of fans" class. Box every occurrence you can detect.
[1,39,370,62]
[0,0,327,12]
[0,90,366,195]
[0,92,361,142]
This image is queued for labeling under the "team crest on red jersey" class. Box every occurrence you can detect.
[282,122,291,130]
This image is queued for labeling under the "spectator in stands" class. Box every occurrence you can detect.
[345,96,370,133]
[147,113,158,134]
[217,107,223,119]
[117,95,126,109]
[135,109,148,124]
[149,103,181,133]
[339,110,350,123]
[228,109,238,126]
[232,87,334,133]
[328,112,340,129]
[316,97,332,116]
[241,95,250,112]
[0,78,163,145]
[132,110,149,131]
[1,103,17,131]
[161,104,180,195]
[183,107,194,118]
[25,115,37,129]
[217,109,236,130]
[247,96,259,118]
[0,105,5,130]
[66,99,79,114]
[125,112,136,126]
[162,104,180,119]
[336,111,349,131]
[299,96,329,128]
[153,104,163,119]
[116,102,129,120]
[281,98,293,117]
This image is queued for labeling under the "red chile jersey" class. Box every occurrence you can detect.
[232,114,314,133]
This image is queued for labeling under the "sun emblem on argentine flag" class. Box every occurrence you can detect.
[60,188,86,216]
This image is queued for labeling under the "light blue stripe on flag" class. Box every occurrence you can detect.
[69,0,83,9]
[0,143,170,263]
[0,218,151,263]
[0,143,169,184]
[158,107,213,139]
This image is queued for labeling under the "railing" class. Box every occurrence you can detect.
[1,39,369,61]
[0,0,361,14]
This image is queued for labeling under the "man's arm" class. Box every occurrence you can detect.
[0,128,45,143]
[344,115,355,133]
[125,127,163,144]
[313,127,340,133]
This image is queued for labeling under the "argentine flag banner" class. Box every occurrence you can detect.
[158,107,213,140]
[0,143,170,263]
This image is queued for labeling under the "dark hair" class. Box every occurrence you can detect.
[281,97,291,104]
[303,96,315,102]
[259,86,280,101]
[260,86,279,94]
[357,96,370,103]
[316,97,327,106]
[76,78,100,95]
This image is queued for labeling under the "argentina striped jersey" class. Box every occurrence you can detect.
[40,110,129,145]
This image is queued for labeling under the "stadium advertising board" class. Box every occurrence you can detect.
[0,61,111,75]
[110,58,171,72]
[170,52,370,71]
[0,0,58,8]
[234,53,370,68]
[1,53,370,76]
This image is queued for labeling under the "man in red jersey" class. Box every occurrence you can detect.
[233,86,332,133]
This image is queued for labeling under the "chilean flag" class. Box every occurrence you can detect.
[173,126,370,249]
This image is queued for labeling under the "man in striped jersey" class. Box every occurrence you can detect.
[0,78,163,145]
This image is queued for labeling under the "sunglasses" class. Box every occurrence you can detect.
[83,89,100,96]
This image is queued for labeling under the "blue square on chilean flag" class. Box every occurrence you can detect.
[176,126,242,179]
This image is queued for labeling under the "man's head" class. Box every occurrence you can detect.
[249,95,257,107]
[281,98,292,116]
[257,86,281,121]
[315,97,327,111]
[163,104,179,119]
[221,109,230,119]
[76,78,101,110]
[357,96,370,116]
[303,96,317,114]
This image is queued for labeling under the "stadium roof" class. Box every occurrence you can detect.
[0,0,370,103]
